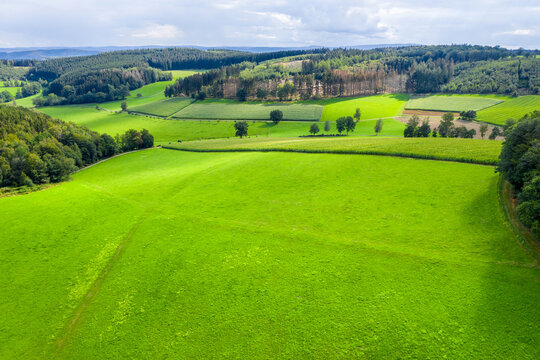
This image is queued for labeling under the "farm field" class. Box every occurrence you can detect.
[477,95,540,125]
[166,136,503,165]
[129,97,193,117]
[173,99,324,121]
[405,94,506,112]
[320,94,409,121]
[38,106,405,143]
[0,86,21,96]
[0,149,538,358]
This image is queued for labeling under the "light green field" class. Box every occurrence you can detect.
[320,94,409,121]
[166,136,502,165]
[477,95,540,125]
[129,97,193,117]
[406,95,506,112]
[173,99,324,121]
[168,69,202,79]
[1,149,538,358]
[38,106,405,144]
[0,86,21,96]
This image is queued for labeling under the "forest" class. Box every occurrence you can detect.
[163,46,539,100]
[35,68,171,106]
[0,106,153,187]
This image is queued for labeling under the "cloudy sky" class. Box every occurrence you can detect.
[1,0,539,49]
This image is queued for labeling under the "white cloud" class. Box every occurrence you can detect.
[131,24,183,40]
[0,0,538,48]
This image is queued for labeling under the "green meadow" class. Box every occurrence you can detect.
[129,97,194,117]
[477,95,540,124]
[320,94,409,121]
[0,86,21,96]
[0,149,538,358]
[166,136,503,165]
[39,105,405,143]
[406,94,506,112]
[173,99,324,121]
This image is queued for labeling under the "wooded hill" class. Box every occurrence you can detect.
[164,45,539,100]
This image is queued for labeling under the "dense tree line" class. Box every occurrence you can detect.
[34,68,170,106]
[497,112,540,238]
[26,48,323,82]
[164,45,538,99]
[442,58,540,95]
[0,106,153,187]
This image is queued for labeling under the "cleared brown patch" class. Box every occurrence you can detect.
[403,109,460,117]
[395,115,504,140]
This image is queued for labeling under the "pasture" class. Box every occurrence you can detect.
[0,86,21,97]
[0,149,538,358]
[39,106,405,143]
[319,94,409,121]
[166,136,503,165]
[477,95,540,125]
[129,97,193,117]
[406,95,506,112]
[173,99,324,121]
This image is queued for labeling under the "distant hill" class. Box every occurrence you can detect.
[0,44,416,59]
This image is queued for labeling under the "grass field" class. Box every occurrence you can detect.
[320,94,409,121]
[406,95,506,112]
[165,136,503,165]
[477,95,540,125]
[129,97,193,117]
[0,86,21,97]
[0,149,538,358]
[38,106,405,144]
[173,99,324,121]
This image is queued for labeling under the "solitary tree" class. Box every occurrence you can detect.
[324,120,331,132]
[309,123,320,135]
[237,89,247,102]
[336,117,346,134]
[354,108,361,122]
[479,123,488,139]
[270,110,283,124]
[234,121,249,138]
[439,112,455,137]
[141,129,154,148]
[374,118,383,135]
[345,116,356,134]
[404,115,420,137]
[489,126,502,140]
[121,101,127,112]
[417,119,431,137]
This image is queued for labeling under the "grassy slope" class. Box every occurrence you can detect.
[38,106,405,144]
[129,97,194,117]
[320,94,409,121]
[165,136,502,165]
[406,94,507,112]
[477,95,540,125]
[173,99,324,121]
[0,149,537,359]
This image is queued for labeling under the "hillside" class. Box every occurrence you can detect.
[1,148,538,358]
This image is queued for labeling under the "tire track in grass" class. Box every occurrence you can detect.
[55,211,148,351]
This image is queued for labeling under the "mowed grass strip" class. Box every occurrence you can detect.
[406,95,505,112]
[320,94,409,121]
[477,95,540,125]
[129,97,193,117]
[165,136,502,165]
[0,149,537,358]
[173,99,324,121]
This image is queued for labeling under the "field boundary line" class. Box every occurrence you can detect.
[498,178,540,259]
[162,146,497,166]
[54,211,149,351]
